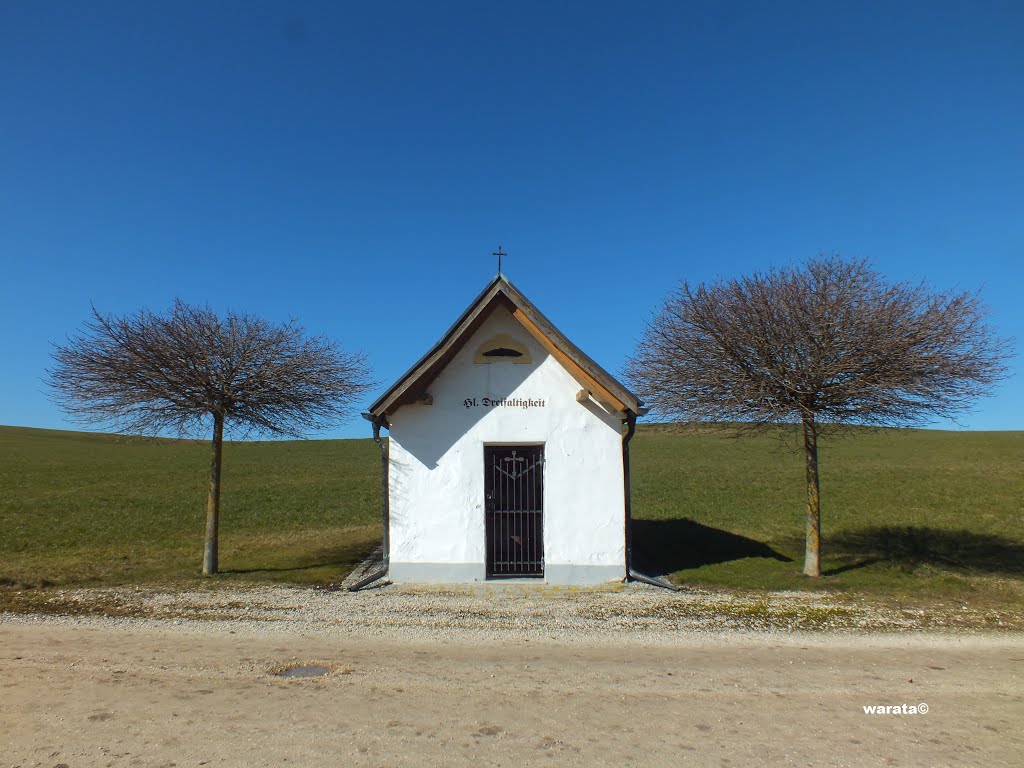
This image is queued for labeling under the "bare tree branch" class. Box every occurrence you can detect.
[48,300,374,438]
[47,300,376,574]
[626,255,1013,576]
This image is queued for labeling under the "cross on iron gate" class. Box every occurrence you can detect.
[496,451,526,479]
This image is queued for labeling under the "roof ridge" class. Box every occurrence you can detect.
[367,275,642,419]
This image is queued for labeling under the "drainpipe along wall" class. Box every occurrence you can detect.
[348,413,390,591]
[622,412,678,591]
[622,412,637,580]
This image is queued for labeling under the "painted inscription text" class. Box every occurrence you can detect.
[463,397,547,409]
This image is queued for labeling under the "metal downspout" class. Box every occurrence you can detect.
[622,412,637,580]
[348,414,390,591]
[623,412,679,591]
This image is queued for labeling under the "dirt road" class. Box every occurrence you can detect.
[2,619,1021,768]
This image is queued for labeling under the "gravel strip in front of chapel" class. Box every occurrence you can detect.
[3,579,1021,642]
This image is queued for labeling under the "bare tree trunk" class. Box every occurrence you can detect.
[802,413,822,577]
[203,412,224,576]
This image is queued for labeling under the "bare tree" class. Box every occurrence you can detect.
[48,300,374,575]
[626,256,1011,577]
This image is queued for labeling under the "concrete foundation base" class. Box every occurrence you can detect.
[387,562,623,585]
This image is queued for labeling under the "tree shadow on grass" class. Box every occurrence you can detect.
[826,527,1024,576]
[631,518,791,577]
[222,540,380,575]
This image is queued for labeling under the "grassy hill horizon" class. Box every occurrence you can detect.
[1,424,1021,610]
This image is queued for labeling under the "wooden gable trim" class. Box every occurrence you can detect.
[511,308,628,414]
[368,280,507,417]
[369,275,643,419]
[500,281,642,414]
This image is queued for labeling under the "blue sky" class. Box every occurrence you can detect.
[1,1,1021,438]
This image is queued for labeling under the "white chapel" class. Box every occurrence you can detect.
[363,273,646,585]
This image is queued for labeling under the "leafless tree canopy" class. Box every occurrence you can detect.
[48,300,374,438]
[627,256,1011,430]
[48,299,374,576]
[627,255,1012,577]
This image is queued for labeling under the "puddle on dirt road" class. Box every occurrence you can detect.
[276,664,331,678]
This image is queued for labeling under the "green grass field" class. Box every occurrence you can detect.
[0,427,381,588]
[630,426,1024,605]
[1,425,1022,608]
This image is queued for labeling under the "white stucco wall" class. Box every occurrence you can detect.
[386,305,627,584]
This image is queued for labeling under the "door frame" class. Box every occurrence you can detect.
[483,443,545,579]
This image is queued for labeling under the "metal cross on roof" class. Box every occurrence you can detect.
[492,245,508,274]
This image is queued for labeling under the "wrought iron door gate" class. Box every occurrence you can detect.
[484,445,544,578]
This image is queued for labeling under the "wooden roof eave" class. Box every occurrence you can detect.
[368,276,507,418]
[368,275,644,421]
[499,279,643,415]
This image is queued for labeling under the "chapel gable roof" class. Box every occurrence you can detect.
[367,274,644,420]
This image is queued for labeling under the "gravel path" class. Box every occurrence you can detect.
[4,583,1023,767]
[3,586,1022,768]
[3,579,1021,642]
